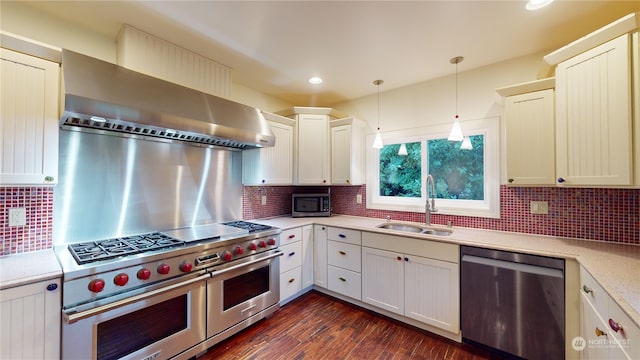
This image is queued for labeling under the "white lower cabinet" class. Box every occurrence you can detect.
[362,232,460,335]
[579,266,639,359]
[301,225,314,289]
[313,225,328,288]
[279,227,303,304]
[0,278,61,360]
[326,227,362,300]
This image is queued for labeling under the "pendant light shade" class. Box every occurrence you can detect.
[448,56,465,142]
[372,79,384,149]
[398,143,408,155]
[460,136,473,150]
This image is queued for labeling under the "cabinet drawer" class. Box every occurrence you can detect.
[280,227,303,246]
[280,267,302,302]
[328,227,361,245]
[280,242,302,273]
[608,299,640,359]
[328,265,361,300]
[580,266,608,316]
[327,240,361,272]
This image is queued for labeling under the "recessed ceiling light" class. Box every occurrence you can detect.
[526,0,554,11]
[308,77,323,85]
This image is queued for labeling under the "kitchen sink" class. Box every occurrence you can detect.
[376,222,452,236]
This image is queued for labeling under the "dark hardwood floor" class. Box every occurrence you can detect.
[198,291,496,360]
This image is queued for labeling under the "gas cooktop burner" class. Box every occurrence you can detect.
[222,221,272,233]
[68,232,184,264]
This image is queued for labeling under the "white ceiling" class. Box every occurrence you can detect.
[18,0,640,106]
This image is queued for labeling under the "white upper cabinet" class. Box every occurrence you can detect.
[500,80,556,186]
[330,117,365,185]
[555,34,633,186]
[1,48,59,185]
[242,112,295,185]
[296,113,330,185]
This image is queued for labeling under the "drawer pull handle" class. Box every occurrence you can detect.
[339,251,346,255]
[338,234,346,238]
[582,285,593,294]
[288,278,295,283]
[288,252,296,256]
[339,277,346,282]
[595,327,607,337]
[609,319,623,332]
[397,256,402,261]
[288,234,296,239]
[404,257,409,262]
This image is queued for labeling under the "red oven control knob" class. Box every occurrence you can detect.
[137,268,151,280]
[258,240,267,248]
[234,246,244,255]
[267,238,277,246]
[88,279,105,293]
[179,261,193,273]
[248,243,258,251]
[221,251,233,261]
[114,273,129,286]
[157,264,171,275]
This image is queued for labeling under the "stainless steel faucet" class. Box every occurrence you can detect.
[425,174,437,225]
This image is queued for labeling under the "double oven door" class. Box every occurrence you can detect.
[207,250,281,338]
[62,274,207,360]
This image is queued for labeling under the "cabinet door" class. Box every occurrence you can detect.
[301,225,314,289]
[1,48,59,185]
[280,241,302,274]
[580,292,615,360]
[404,255,459,334]
[505,89,555,185]
[242,120,293,185]
[296,114,329,184]
[0,279,61,360]
[361,247,404,315]
[331,124,352,185]
[556,34,632,186]
[313,225,328,288]
[280,267,302,303]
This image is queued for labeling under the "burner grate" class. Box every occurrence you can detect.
[69,232,184,265]
[222,221,272,233]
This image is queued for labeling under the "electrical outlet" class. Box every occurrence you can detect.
[9,207,27,226]
[261,195,267,205]
[356,194,362,204]
[530,201,549,214]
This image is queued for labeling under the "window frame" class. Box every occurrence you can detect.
[366,117,500,219]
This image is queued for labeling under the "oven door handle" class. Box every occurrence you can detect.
[210,250,283,278]
[63,273,210,324]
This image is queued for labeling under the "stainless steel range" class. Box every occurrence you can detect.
[56,221,282,360]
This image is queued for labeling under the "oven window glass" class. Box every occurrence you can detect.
[223,265,270,310]
[96,294,187,360]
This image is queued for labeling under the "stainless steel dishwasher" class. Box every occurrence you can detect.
[460,246,565,360]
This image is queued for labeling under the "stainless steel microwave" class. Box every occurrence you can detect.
[292,193,331,217]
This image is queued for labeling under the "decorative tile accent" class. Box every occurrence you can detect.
[245,185,640,245]
[0,187,54,256]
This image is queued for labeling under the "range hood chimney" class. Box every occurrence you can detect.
[60,49,275,149]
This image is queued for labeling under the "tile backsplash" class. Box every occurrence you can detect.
[244,185,640,245]
[2,184,637,256]
[0,187,54,255]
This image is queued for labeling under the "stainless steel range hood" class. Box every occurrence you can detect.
[60,49,275,149]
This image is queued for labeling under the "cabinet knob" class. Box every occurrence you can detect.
[594,327,607,337]
[46,283,58,291]
[288,252,296,257]
[44,176,54,183]
[557,177,566,183]
[339,277,346,282]
[508,178,514,183]
[608,319,623,332]
[346,179,350,183]
[288,278,295,283]
[582,285,593,294]
[322,179,327,183]
[339,251,346,255]
[261,179,266,183]
[404,257,409,262]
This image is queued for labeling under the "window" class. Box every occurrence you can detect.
[367,117,499,218]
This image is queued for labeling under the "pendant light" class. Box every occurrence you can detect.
[448,56,464,142]
[460,136,473,150]
[398,143,408,156]
[372,79,384,149]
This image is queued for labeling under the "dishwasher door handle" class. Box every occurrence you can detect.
[461,254,564,278]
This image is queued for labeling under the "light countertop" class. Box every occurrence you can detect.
[254,215,640,327]
[0,249,62,290]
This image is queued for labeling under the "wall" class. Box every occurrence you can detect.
[243,185,640,245]
[0,187,54,255]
